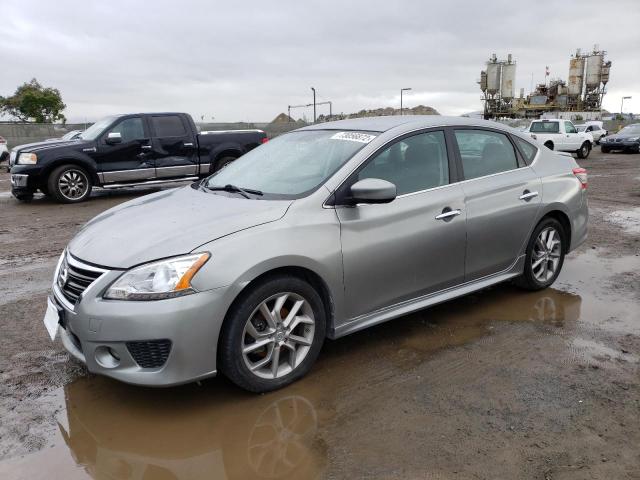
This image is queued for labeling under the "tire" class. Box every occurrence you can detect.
[514,218,566,291]
[14,193,33,202]
[214,156,237,172]
[219,274,326,393]
[544,141,554,150]
[576,141,590,159]
[48,164,92,203]
[601,146,610,154]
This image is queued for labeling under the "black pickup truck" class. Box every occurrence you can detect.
[9,112,267,203]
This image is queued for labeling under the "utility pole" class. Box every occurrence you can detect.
[621,96,631,116]
[400,87,412,115]
[311,87,316,123]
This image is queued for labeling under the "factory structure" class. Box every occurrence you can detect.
[480,46,612,120]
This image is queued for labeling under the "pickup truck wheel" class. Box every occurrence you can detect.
[576,142,590,159]
[219,274,326,392]
[48,165,92,203]
[544,141,554,150]
[215,156,237,172]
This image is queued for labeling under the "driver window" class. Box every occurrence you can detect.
[107,117,145,143]
[357,131,449,196]
[565,122,577,134]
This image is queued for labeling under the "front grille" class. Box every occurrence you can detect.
[126,340,172,369]
[57,254,105,306]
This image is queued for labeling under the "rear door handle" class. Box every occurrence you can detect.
[519,190,539,201]
[141,145,152,150]
[183,142,194,147]
[435,209,462,221]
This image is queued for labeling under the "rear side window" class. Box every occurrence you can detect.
[357,130,449,195]
[151,115,187,137]
[454,130,518,180]
[530,122,559,133]
[513,136,538,164]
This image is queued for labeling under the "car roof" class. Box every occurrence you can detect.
[298,115,514,133]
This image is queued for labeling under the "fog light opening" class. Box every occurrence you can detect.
[95,345,121,368]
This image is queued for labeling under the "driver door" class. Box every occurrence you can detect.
[94,116,155,183]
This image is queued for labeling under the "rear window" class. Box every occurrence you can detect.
[151,115,187,137]
[513,136,538,164]
[530,122,559,133]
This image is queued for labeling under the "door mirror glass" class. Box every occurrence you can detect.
[106,132,122,144]
[349,178,396,204]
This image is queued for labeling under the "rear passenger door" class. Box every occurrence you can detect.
[337,130,467,319]
[148,114,198,178]
[452,128,541,281]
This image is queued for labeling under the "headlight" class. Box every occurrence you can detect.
[18,152,37,165]
[628,137,640,142]
[104,253,210,300]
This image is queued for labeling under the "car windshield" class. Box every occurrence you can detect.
[79,116,117,140]
[204,130,377,198]
[61,130,80,140]
[529,122,559,133]
[619,125,640,135]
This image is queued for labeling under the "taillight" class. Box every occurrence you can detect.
[261,137,269,144]
[572,167,587,189]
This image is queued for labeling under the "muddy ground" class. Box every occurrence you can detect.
[0,149,639,480]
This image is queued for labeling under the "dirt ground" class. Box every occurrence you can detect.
[0,149,639,480]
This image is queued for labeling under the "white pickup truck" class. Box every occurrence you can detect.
[527,119,593,159]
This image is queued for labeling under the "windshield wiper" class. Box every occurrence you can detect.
[205,184,263,198]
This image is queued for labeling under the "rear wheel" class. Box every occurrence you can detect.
[214,155,238,172]
[219,275,326,392]
[515,218,566,291]
[576,141,591,159]
[48,164,92,203]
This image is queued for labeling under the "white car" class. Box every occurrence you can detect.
[0,136,8,168]
[527,119,593,159]
[576,123,607,144]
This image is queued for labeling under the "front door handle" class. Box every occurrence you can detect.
[435,208,462,221]
[141,145,152,151]
[183,142,194,147]
[519,190,539,201]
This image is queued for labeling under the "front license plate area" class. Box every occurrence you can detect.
[43,298,62,340]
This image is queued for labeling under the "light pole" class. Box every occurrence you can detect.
[621,96,632,116]
[400,87,412,115]
[311,87,316,123]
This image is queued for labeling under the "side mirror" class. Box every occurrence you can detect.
[106,132,122,144]
[349,178,397,204]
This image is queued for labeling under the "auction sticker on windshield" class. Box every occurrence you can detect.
[331,132,377,143]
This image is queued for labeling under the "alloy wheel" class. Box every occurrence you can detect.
[241,292,315,379]
[58,169,89,200]
[531,227,562,282]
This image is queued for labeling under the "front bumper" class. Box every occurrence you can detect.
[9,164,43,195]
[52,261,231,387]
[600,140,640,151]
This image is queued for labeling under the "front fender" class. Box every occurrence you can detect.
[40,153,100,184]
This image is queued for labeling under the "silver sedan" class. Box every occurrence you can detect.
[45,116,588,392]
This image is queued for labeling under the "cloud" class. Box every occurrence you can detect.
[1,0,638,121]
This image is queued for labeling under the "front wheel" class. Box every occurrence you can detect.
[601,146,610,154]
[515,218,566,291]
[576,142,591,159]
[48,164,92,203]
[219,275,326,392]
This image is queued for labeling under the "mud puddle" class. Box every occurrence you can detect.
[1,249,639,479]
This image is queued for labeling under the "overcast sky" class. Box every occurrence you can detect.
[1,0,639,122]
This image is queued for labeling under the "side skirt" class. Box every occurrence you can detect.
[332,255,525,339]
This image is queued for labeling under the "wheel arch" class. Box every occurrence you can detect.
[40,157,99,187]
[538,209,572,253]
[543,140,554,150]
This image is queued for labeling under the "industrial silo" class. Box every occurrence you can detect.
[586,53,603,89]
[501,61,516,100]
[568,56,585,96]
[486,60,501,95]
[601,61,611,85]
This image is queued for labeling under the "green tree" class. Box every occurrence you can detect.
[0,78,66,123]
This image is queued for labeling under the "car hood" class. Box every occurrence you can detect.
[605,133,638,140]
[12,138,87,153]
[68,185,292,269]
